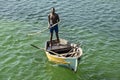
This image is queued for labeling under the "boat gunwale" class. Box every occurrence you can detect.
[45,48,82,59]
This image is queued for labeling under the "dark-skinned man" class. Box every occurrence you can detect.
[48,7,60,49]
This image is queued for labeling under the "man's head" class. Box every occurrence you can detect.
[51,7,55,14]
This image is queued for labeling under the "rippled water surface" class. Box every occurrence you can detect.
[0,0,120,80]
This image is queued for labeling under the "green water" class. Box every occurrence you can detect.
[0,0,120,80]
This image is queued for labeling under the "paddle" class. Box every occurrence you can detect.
[28,21,60,35]
[30,44,59,55]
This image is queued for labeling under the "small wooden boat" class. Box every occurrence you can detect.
[45,39,83,72]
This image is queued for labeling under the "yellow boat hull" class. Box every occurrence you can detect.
[46,51,70,64]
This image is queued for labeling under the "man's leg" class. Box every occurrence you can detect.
[55,25,59,43]
[50,32,53,49]
[55,32,59,43]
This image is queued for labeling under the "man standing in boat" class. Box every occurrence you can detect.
[48,7,60,49]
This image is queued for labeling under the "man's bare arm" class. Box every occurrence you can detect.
[48,14,50,28]
[57,14,60,22]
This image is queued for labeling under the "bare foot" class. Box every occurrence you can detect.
[49,43,52,50]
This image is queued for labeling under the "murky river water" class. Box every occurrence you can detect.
[0,0,120,80]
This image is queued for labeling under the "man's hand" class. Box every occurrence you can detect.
[48,24,51,29]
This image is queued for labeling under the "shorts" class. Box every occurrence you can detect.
[50,24,59,33]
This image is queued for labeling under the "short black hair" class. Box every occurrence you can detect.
[51,7,55,10]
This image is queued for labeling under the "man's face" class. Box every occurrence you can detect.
[51,8,55,13]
